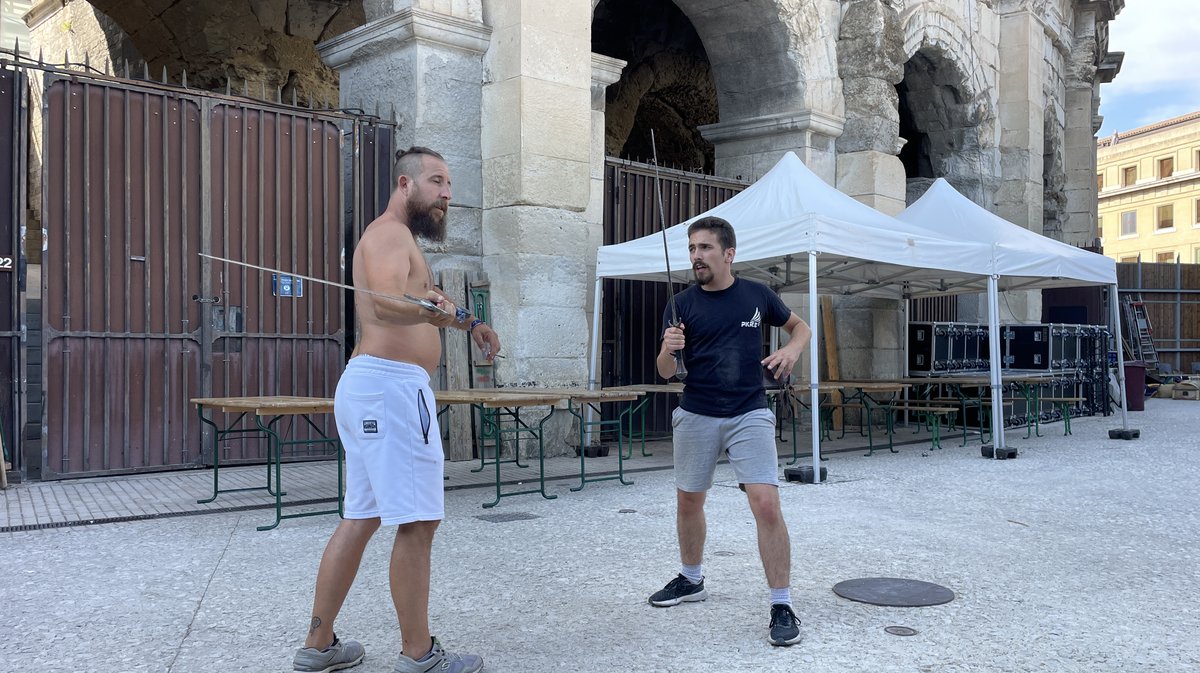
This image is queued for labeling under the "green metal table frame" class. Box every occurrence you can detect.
[194,398,343,531]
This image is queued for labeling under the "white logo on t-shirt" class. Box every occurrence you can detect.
[741,308,761,328]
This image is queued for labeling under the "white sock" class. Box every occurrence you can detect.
[681,563,703,584]
[770,587,792,606]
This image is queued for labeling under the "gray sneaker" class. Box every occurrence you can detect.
[394,637,483,673]
[293,635,365,673]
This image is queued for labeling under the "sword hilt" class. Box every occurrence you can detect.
[669,318,687,382]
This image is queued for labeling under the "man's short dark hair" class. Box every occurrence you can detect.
[688,216,736,250]
[394,146,445,181]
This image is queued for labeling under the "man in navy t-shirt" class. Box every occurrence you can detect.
[649,215,812,647]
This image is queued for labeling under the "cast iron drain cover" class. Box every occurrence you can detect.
[884,626,919,636]
[832,577,954,607]
[474,512,540,523]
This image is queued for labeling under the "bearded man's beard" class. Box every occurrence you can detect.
[407,199,447,241]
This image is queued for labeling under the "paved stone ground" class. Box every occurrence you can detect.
[1,400,1196,673]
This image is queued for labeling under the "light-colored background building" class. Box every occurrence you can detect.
[1097,111,1200,264]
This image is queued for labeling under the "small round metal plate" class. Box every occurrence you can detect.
[833,577,955,607]
[618,508,636,513]
[884,626,919,636]
[713,550,735,557]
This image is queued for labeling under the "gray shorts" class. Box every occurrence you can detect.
[671,407,779,492]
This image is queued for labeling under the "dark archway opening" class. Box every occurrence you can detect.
[592,0,717,173]
[895,49,984,205]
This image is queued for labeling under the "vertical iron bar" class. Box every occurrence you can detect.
[80,79,93,470]
[198,98,214,461]
[61,78,73,473]
[161,88,171,464]
[219,103,231,419]
[141,82,152,467]
[238,105,249,401]
[256,107,266,399]
[101,84,112,470]
[122,84,132,469]
[306,119,314,400]
[179,96,192,461]
[274,109,282,395]
[289,114,298,397]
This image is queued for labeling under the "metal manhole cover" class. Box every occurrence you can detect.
[474,512,540,523]
[884,626,919,636]
[832,577,955,607]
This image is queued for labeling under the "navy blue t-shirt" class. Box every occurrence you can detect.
[662,277,792,417]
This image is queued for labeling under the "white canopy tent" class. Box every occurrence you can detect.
[591,152,1000,479]
[897,178,1131,448]
[589,156,1132,474]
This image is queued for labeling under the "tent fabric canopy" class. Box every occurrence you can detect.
[897,178,1117,289]
[595,154,1117,297]
[595,152,991,298]
[588,153,1132,463]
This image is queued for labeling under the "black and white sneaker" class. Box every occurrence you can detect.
[648,574,708,607]
[768,604,802,646]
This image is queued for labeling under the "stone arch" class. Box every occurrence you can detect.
[897,11,998,204]
[592,0,839,177]
[592,0,718,170]
[901,10,993,106]
[593,0,836,122]
[69,0,367,103]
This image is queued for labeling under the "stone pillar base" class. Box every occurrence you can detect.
[700,111,844,183]
[836,150,907,216]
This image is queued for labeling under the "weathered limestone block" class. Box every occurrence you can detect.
[837,150,907,215]
[701,111,843,183]
[320,7,490,211]
[837,0,906,155]
[364,0,482,23]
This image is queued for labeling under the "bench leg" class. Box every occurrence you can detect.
[1059,403,1072,436]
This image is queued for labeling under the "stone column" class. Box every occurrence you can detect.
[479,0,593,388]
[834,0,908,216]
[586,54,627,310]
[1061,2,1115,248]
[994,4,1045,321]
[828,1,907,379]
[318,3,491,269]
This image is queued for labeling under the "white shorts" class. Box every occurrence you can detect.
[335,355,444,525]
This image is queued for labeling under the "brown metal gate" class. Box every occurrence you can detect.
[0,65,26,477]
[600,158,745,436]
[39,68,383,479]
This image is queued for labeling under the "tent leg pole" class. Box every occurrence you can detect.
[1108,283,1138,440]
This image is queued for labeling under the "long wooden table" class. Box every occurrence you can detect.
[601,384,684,458]
[893,373,1067,442]
[434,387,644,507]
[192,396,342,531]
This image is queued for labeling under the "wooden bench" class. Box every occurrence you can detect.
[819,402,899,455]
[901,405,959,449]
[1041,396,1085,435]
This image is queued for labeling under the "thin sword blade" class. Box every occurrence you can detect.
[197,252,449,315]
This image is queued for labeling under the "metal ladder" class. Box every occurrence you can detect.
[1121,293,1159,367]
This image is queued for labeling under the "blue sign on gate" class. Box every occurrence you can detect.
[272,274,304,298]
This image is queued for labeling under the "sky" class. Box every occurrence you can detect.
[1096,0,1200,137]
